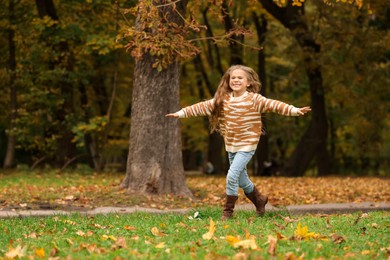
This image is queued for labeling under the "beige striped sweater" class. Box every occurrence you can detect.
[177,91,300,153]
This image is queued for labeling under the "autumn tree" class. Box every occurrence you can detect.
[120,0,196,195]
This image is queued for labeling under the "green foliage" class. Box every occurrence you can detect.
[71,116,109,148]
[0,0,132,167]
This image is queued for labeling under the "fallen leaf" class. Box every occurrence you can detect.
[371,223,379,228]
[151,227,165,237]
[294,223,316,240]
[124,225,136,230]
[284,252,296,260]
[76,230,86,237]
[227,234,258,250]
[155,242,166,249]
[35,247,45,258]
[361,250,371,255]
[344,252,356,258]
[116,237,127,248]
[274,222,286,230]
[50,248,59,257]
[330,234,345,244]
[63,220,76,225]
[234,239,258,250]
[202,218,215,240]
[276,232,287,240]
[6,245,28,259]
[101,234,117,241]
[226,235,241,246]
[267,235,277,256]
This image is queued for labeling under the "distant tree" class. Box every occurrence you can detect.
[259,0,331,176]
[3,0,17,169]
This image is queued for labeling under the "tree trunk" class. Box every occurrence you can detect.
[121,56,192,196]
[222,0,244,65]
[253,13,269,176]
[258,0,331,176]
[3,0,17,169]
[121,0,192,196]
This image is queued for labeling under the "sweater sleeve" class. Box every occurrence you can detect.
[177,99,215,118]
[253,94,299,116]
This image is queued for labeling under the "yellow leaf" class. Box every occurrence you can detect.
[155,242,166,248]
[101,234,117,241]
[234,239,258,250]
[35,247,45,258]
[202,218,215,240]
[227,234,258,250]
[226,235,240,246]
[151,227,165,236]
[361,250,371,255]
[294,222,316,240]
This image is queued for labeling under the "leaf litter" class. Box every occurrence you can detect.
[0,173,388,211]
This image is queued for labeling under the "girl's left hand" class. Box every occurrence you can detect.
[297,106,311,115]
[165,113,179,118]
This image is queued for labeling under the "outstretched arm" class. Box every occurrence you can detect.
[253,94,311,116]
[165,99,214,119]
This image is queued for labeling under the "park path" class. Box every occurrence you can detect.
[1,202,389,218]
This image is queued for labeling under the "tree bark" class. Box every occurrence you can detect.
[121,56,192,196]
[121,0,192,196]
[253,13,269,176]
[222,0,244,65]
[258,0,331,176]
[3,0,17,169]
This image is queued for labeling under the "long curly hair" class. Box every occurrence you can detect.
[209,65,262,134]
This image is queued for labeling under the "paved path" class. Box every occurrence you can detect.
[1,202,389,218]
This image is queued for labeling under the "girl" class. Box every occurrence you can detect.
[166,65,311,219]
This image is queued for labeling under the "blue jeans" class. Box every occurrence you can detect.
[226,150,255,196]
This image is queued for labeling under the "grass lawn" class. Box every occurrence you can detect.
[1,209,389,259]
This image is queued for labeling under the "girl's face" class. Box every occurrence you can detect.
[229,69,249,97]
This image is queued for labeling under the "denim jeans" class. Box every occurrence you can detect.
[226,150,255,196]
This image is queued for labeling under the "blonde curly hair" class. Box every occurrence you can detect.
[209,65,262,134]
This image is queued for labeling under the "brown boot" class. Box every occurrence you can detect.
[245,186,268,216]
[221,195,238,220]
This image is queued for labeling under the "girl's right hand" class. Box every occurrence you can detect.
[165,113,179,118]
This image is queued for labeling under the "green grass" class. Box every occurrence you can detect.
[0,209,389,259]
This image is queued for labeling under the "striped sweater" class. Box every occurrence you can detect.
[177,91,300,153]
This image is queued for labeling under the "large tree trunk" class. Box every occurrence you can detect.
[120,0,192,196]
[3,0,17,169]
[258,0,331,176]
[121,56,192,196]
